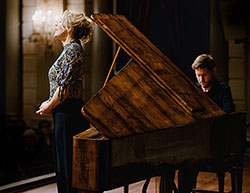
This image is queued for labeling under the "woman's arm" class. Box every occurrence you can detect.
[36,86,69,116]
[37,44,82,116]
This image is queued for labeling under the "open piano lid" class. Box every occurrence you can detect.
[82,14,225,138]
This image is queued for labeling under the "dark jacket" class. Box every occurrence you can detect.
[196,79,235,114]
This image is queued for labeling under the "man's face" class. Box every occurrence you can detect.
[195,67,215,89]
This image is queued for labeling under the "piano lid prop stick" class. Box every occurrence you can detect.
[103,46,121,88]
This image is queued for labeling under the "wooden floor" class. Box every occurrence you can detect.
[22,153,250,193]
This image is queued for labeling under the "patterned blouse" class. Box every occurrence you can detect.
[48,41,85,101]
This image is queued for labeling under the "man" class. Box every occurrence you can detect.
[192,54,235,114]
[178,54,236,193]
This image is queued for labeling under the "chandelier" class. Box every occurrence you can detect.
[30,0,60,48]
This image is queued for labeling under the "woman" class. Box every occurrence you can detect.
[36,10,93,193]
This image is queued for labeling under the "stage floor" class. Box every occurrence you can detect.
[22,153,250,193]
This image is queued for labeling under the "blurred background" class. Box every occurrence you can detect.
[0,0,249,189]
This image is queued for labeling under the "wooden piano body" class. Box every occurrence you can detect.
[72,14,246,192]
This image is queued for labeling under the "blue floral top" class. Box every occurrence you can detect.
[48,41,85,101]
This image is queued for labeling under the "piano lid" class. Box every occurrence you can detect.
[82,14,225,138]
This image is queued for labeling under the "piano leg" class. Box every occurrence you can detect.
[160,172,176,193]
[216,171,225,193]
[142,178,151,193]
[230,153,244,193]
[231,167,243,193]
[124,185,129,193]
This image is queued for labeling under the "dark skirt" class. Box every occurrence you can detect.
[52,98,89,193]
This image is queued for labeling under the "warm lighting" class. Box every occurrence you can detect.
[30,0,60,48]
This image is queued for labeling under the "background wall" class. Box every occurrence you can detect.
[0,0,6,127]
[210,0,228,82]
[5,0,22,117]
[84,0,113,100]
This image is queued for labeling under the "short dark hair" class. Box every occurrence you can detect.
[191,54,216,71]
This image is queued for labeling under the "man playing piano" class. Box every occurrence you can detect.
[178,54,236,193]
[192,54,235,114]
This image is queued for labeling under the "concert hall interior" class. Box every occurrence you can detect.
[0,0,250,192]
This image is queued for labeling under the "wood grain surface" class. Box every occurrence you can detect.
[82,14,225,138]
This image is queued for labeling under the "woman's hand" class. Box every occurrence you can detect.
[36,86,66,116]
[36,100,53,116]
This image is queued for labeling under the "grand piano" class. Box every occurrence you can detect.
[72,14,246,193]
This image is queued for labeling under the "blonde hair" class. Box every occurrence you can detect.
[191,54,216,71]
[62,10,94,47]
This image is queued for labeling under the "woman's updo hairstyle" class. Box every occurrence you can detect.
[62,10,94,47]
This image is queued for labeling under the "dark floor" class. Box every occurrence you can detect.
[22,152,250,193]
